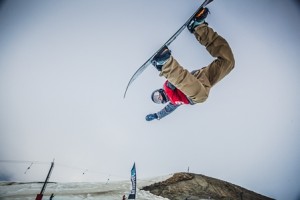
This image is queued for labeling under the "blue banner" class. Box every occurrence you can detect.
[128,163,136,199]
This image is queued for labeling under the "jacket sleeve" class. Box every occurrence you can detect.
[156,103,180,120]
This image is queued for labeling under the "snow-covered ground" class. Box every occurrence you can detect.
[0,175,171,200]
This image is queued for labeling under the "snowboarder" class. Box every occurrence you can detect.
[146,7,235,121]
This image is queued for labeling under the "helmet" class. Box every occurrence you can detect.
[151,89,168,104]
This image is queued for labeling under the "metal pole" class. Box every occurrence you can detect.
[35,160,55,200]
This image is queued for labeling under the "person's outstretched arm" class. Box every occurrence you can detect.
[146,103,180,121]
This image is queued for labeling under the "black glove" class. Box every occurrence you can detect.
[145,113,158,121]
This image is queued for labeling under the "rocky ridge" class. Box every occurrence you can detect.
[142,172,274,200]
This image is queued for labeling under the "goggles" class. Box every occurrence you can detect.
[151,89,167,104]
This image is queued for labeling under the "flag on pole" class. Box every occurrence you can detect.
[128,163,136,199]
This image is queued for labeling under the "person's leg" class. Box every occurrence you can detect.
[160,55,210,104]
[193,23,235,87]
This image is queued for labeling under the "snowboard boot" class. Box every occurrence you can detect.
[187,7,210,33]
[151,46,171,71]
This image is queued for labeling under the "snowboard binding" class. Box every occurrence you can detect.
[151,46,171,71]
[187,7,210,33]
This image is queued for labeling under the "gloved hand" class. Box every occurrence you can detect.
[145,113,158,121]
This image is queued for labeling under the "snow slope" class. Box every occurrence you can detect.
[0,175,171,200]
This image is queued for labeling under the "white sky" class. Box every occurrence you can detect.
[0,0,300,200]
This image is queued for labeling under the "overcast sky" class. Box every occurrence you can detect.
[0,0,300,200]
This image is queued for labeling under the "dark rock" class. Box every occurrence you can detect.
[142,172,274,200]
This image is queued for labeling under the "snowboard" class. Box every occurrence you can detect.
[123,0,214,98]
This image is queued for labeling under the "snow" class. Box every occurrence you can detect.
[0,175,172,200]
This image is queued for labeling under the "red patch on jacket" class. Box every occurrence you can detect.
[163,81,190,105]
